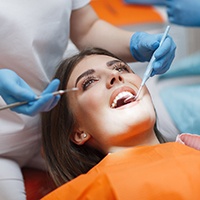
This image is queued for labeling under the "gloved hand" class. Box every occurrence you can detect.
[130,31,176,76]
[124,0,165,6]
[166,0,200,27]
[0,69,60,116]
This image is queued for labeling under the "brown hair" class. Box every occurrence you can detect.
[42,47,165,187]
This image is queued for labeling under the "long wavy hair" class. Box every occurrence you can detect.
[42,47,165,187]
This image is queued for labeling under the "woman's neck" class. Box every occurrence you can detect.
[108,129,160,153]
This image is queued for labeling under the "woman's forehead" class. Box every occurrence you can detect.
[79,54,118,68]
[71,55,117,76]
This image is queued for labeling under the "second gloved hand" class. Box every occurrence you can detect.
[166,0,200,27]
[130,31,176,76]
[12,79,61,116]
[0,69,60,116]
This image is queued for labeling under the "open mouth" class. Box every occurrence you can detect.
[111,91,136,108]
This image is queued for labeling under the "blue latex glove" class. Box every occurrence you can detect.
[0,69,60,116]
[130,31,176,76]
[166,0,200,27]
[124,0,165,6]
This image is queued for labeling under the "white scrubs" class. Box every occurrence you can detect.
[0,0,89,199]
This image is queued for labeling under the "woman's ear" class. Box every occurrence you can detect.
[71,130,90,145]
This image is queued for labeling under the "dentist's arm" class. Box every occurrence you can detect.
[70,3,176,75]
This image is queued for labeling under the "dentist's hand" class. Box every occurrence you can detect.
[130,31,176,76]
[0,69,60,116]
[166,0,200,27]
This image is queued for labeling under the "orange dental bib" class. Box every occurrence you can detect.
[42,143,200,200]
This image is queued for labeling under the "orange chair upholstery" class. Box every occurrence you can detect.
[90,0,164,26]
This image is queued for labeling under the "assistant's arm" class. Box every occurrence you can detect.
[166,0,200,27]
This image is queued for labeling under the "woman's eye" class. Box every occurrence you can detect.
[82,76,99,90]
[113,63,130,73]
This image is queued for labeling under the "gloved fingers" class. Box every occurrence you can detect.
[130,31,175,63]
[151,53,175,76]
[32,94,59,114]
[152,41,176,76]
[11,94,51,116]
[1,79,36,105]
[33,79,61,113]
[130,32,160,62]
[0,70,36,102]
[143,34,161,51]
[136,33,160,52]
[153,36,170,58]
[8,79,36,101]
[41,79,60,95]
[30,94,60,114]
[151,62,168,76]
[154,36,176,59]
[10,79,61,116]
[12,93,59,116]
[155,52,175,74]
[43,95,61,112]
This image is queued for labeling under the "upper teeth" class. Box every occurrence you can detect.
[111,91,134,108]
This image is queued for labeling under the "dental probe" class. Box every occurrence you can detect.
[0,87,78,111]
[133,25,170,101]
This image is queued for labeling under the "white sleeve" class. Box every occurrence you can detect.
[72,0,90,10]
[0,158,26,200]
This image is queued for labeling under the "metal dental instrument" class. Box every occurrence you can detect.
[0,87,78,111]
[127,25,170,102]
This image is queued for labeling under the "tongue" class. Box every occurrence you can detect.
[116,98,124,107]
[116,97,131,107]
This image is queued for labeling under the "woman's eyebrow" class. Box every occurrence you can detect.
[75,69,95,87]
[106,60,121,67]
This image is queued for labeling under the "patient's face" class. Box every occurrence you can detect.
[67,54,156,152]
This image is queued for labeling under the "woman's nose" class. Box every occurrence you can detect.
[106,71,124,88]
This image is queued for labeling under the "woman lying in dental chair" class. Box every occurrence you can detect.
[40,47,200,200]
